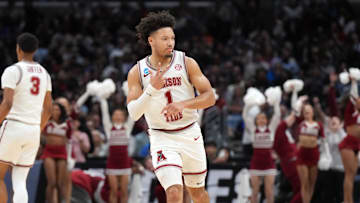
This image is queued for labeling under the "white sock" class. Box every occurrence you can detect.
[11,166,30,203]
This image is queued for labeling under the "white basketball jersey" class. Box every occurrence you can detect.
[1,61,52,125]
[138,50,198,130]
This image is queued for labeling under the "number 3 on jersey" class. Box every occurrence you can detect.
[30,76,40,95]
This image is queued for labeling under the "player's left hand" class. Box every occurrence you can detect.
[161,102,184,117]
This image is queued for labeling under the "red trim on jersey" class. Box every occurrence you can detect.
[183,169,207,175]
[0,159,32,167]
[155,164,182,171]
[0,121,8,144]
[183,52,190,81]
[0,159,15,166]
[137,61,143,89]
[152,122,195,132]
[146,51,176,71]
[15,163,33,167]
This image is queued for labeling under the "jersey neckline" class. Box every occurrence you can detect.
[145,51,176,71]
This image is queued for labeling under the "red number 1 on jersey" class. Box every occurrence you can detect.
[165,90,173,104]
[30,76,40,95]
[164,90,183,122]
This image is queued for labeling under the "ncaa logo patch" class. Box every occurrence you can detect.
[175,64,182,71]
[144,67,150,77]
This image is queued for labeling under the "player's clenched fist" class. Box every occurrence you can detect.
[150,67,167,90]
[161,102,184,117]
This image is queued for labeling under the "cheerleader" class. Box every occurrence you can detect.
[41,102,71,203]
[242,87,281,203]
[311,78,345,203]
[100,97,134,203]
[273,111,301,203]
[290,89,329,203]
[338,68,360,203]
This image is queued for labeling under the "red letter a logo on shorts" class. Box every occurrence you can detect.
[157,150,167,163]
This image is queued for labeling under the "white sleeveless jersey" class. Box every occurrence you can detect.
[1,61,52,125]
[138,50,198,130]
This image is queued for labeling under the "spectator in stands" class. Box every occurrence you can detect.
[70,119,90,163]
[205,142,230,164]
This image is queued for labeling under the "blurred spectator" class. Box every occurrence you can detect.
[70,119,90,163]
[205,142,230,164]
[0,0,357,167]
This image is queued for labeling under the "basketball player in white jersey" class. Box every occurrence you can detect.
[127,11,215,203]
[0,33,53,203]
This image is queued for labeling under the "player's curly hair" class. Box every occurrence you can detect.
[135,10,176,46]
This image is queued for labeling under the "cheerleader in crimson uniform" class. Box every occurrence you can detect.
[290,89,329,203]
[273,111,301,203]
[338,68,360,203]
[242,87,281,203]
[100,97,134,203]
[41,102,72,203]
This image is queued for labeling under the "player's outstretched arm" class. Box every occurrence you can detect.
[0,88,14,124]
[41,91,53,131]
[127,64,164,121]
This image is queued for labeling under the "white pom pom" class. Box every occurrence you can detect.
[349,67,360,80]
[339,71,350,84]
[265,86,282,105]
[96,78,117,99]
[248,105,261,118]
[283,79,304,93]
[102,78,116,94]
[283,80,292,93]
[318,156,331,170]
[122,81,129,96]
[86,80,101,96]
[243,87,265,106]
[292,79,304,92]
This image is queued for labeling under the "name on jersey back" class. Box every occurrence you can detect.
[27,66,43,73]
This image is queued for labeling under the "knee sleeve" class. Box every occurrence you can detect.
[183,171,207,188]
[12,166,30,203]
[155,166,183,190]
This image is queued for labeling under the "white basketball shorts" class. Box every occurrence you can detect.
[148,122,207,190]
[0,120,40,167]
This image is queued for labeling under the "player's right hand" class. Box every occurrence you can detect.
[150,67,166,90]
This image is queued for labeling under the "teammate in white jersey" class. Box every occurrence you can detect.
[127,11,215,203]
[0,33,52,203]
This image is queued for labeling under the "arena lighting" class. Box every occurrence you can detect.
[0,1,214,8]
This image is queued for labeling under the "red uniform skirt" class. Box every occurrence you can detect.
[106,146,131,175]
[41,144,67,160]
[339,134,360,153]
[296,147,319,166]
[249,148,276,176]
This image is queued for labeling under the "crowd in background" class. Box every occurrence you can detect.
[0,0,359,192]
[0,0,356,163]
